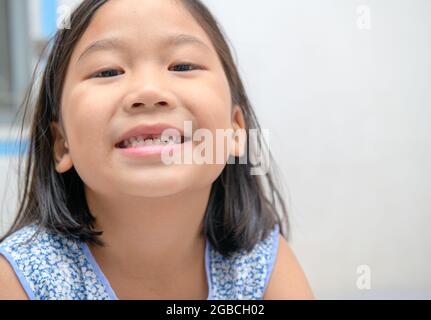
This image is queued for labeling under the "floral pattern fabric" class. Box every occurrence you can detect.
[0,223,279,300]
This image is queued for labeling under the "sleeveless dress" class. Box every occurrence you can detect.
[0,223,280,300]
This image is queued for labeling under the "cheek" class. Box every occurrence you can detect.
[188,74,233,131]
[64,84,116,146]
[194,80,234,159]
[169,73,234,168]
[62,85,117,185]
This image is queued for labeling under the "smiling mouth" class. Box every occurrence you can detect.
[115,134,189,149]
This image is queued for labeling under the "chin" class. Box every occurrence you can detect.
[116,173,189,198]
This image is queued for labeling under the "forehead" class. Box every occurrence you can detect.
[72,0,216,57]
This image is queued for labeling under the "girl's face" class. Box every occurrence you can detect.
[53,0,245,198]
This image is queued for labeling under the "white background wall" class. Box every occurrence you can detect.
[1,0,430,299]
[204,0,431,299]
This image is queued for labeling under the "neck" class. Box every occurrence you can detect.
[84,185,211,279]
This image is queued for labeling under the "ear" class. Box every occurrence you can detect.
[229,105,247,158]
[51,122,73,173]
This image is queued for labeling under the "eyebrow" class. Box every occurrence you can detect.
[76,33,212,63]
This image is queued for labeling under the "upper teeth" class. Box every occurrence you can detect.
[123,135,181,148]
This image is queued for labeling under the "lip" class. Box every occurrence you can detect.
[116,139,192,159]
[115,123,185,147]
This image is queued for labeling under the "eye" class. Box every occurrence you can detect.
[169,63,201,72]
[92,69,124,78]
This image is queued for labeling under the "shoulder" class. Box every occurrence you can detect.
[0,255,29,299]
[263,234,315,300]
[0,225,40,299]
[208,224,281,300]
[0,224,84,299]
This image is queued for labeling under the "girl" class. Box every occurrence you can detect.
[0,0,313,300]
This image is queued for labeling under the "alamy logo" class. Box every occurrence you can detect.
[57,5,72,30]
[356,265,371,290]
[131,121,273,176]
[356,5,372,30]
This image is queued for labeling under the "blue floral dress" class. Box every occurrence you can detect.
[0,223,280,300]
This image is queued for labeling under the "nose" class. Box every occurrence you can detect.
[123,68,175,112]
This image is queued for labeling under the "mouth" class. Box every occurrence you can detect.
[115,133,189,149]
[114,123,191,150]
